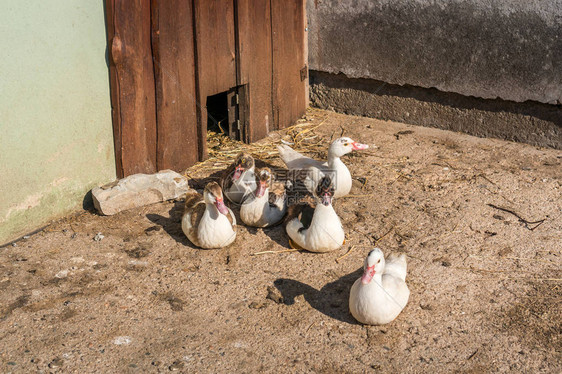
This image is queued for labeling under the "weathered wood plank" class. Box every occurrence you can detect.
[194,0,237,159]
[236,0,273,142]
[105,0,123,177]
[108,0,157,176]
[271,0,307,130]
[151,0,199,171]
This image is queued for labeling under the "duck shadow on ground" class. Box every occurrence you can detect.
[146,201,195,248]
[274,267,363,324]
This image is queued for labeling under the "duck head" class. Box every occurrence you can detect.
[328,137,369,158]
[361,248,385,284]
[254,167,273,198]
[203,182,229,215]
[232,153,255,181]
[315,176,335,206]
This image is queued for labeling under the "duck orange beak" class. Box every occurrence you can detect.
[351,142,369,151]
[361,265,376,284]
[215,197,229,215]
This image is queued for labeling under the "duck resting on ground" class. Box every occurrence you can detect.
[240,167,287,227]
[285,176,344,252]
[182,182,236,249]
[221,152,256,204]
[277,137,368,198]
[349,248,410,325]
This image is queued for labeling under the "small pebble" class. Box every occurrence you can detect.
[249,301,267,309]
[169,360,184,371]
[94,232,105,241]
[113,336,132,345]
[55,269,69,279]
[48,358,64,368]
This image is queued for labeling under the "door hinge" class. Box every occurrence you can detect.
[300,65,308,81]
[235,93,239,105]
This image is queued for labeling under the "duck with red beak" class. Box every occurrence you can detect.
[222,153,256,204]
[240,167,287,227]
[182,182,236,249]
[349,248,410,325]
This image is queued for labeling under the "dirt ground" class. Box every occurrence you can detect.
[1,109,560,373]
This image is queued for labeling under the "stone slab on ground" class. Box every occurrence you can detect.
[92,170,191,215]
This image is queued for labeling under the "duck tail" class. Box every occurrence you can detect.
[277,144,303,165]
[384,253,408,281]
[184,191,202,211]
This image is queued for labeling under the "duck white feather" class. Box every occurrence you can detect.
[349,248,409,325]
[277,137,368,198]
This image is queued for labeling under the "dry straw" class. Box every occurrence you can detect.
[183,116,328,178]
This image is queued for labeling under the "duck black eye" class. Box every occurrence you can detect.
[343,143,349,147]
[377,259,381,263]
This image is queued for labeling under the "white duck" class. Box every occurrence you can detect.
[222,152,256,204]
[285,176,344,252]
[349,248,410,325]
[240,167,287,227]
[182,182,236,249]
[277,137,368,198]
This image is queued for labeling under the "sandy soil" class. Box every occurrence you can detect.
[1,109,560,373]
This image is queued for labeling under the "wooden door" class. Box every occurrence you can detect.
[106,0,157,177]
[271,0,307,131]
[237,0,273,141]
[193,0,238,160]
[151,0,199,171]
[106,0,307,177]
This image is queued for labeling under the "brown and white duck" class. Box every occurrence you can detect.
[240,167,287,227]
[285,176,344,252]
[182,182,236,249]
[221,152,256,204]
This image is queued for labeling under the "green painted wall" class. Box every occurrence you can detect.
[0,1,116,245]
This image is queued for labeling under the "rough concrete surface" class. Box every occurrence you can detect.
[1,110,560,373]
[307,0,562,104]
[310,71,562,150]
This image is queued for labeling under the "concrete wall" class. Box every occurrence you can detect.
[0,1,116,245]
[307,0,562,105]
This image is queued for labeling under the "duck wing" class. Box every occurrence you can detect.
[183,191,205,245]
[226,207,237,226]
[278,145,326,170]
[269,181,287,210]
[285,196,316,232]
